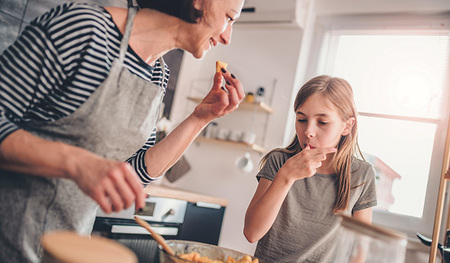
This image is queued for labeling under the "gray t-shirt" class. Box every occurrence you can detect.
[254,151,377,263]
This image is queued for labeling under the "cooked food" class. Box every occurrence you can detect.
[216,60,228,73]
[177,252,258,263]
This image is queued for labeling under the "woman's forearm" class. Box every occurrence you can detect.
[144,112,209,178]
[0,129,90,178]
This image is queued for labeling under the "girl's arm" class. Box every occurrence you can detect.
[244,176,294,243]
[244,147,337,243]
[353,207,373,223]
[144,70,244,178]
[350,208,373,263]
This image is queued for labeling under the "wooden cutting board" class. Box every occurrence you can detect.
[42,231,137,263]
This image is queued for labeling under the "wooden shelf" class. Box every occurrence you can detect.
[187,97,274,114]
[195,136,267,154]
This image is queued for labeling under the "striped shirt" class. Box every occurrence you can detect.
[0,3,169,184]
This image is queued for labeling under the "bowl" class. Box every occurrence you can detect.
[159,240,260,263]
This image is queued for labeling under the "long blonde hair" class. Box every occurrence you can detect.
[261,75,361,214]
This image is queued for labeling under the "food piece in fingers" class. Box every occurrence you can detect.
[216,60,228,73]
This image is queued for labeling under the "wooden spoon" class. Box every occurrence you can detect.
[134,215,175,256]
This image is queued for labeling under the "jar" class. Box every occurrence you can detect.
[333,215,407,263]
[244,92,254,103]
[255,86,265,103]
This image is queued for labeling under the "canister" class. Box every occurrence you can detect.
[333,215,407,263]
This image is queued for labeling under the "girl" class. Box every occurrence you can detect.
[244,75,377,263]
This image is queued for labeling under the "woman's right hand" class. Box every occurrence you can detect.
[0,130,146,214]
[71,158,146,214]
[278,146,337,182]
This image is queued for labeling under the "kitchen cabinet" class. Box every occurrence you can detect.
[429,118,450,263]
[187,97,274,154]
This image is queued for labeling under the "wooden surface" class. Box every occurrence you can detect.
[42,231,137,263]
[429,117,450,263]
[187,97,274,113]
[144,185,228,207]
[195,136,267,154]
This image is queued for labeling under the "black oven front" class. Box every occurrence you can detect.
[92,196,225,263]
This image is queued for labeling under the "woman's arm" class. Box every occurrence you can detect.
[0,130,146,214]
[144,70,245,178]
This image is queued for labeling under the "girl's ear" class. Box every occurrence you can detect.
[342,117,356,136]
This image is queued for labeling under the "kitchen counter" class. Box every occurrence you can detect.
[144,185,228,207]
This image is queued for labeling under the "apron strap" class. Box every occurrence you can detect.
[119,6,167,88]
[118,7,138,64]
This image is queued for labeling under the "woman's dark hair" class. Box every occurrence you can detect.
[136,0,203,23]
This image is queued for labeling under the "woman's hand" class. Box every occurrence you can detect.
[0,130,146,214]
[192,69,245,123]
[72,159,146,214]
[278,146,337,182]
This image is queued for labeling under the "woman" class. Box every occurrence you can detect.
[0,0,245,262]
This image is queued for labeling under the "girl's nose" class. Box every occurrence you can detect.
[304,125,316,138]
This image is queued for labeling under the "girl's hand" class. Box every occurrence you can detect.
[72,160,146,214]
[279,146,337,182]
[192,69,245,123]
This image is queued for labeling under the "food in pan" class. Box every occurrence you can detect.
[178,252,258,263]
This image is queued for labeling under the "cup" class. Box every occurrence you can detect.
[235,152,254,173]
[241,132,256,145]
[216,128,230,140]
[229,130,243,142]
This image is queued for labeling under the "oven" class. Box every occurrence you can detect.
[92,195,226,263]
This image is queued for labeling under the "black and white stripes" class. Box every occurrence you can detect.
[0,3,169,184]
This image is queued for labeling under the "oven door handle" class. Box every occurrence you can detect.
[110,225,179,236]
[195,202,221,209]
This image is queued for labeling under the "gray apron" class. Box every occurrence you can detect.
[0,7,165,263]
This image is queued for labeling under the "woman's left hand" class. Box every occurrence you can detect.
[193,69,245,122]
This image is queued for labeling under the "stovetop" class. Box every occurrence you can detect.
[116,237,160,263]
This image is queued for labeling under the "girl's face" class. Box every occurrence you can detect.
[181,0,244,59]
[295,93,355,150]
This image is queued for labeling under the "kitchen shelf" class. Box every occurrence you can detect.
[187,97,274,114]
[195,136,267,154]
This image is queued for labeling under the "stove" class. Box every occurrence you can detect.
[92,195,225,263]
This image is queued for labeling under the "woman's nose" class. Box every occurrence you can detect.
[219,25,233,45]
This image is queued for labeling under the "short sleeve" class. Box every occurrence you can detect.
[353,163,377,212]
[256,151,290,182]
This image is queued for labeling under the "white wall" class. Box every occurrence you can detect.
[158,0,450,260]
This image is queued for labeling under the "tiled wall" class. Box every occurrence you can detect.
[0,0,183,119]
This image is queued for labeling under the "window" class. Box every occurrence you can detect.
[313,15,450,237]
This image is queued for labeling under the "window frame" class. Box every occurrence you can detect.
[307,13,450,238]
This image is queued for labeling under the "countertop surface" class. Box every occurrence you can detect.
[144,185,228,207]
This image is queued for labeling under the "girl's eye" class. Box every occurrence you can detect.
[318,121,328,125]
[227,16,235,23]
[298,119,307,123]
